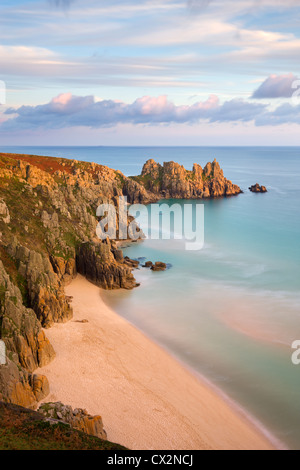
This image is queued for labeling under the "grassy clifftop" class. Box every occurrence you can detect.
[0,402,127,450]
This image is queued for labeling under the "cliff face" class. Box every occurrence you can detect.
[76,239,138,290]
[0,152,152,408]
[131,158,242,199]
[0,260,54,407]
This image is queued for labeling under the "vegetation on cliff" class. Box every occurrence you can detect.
[0,402,126,450]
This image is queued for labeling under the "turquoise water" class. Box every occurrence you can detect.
[3,146,300,449]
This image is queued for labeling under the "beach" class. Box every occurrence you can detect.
[37,274,274,450]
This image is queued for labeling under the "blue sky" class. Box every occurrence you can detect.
[0,0,300,145]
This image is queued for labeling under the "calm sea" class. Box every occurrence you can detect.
[3,146,300,449]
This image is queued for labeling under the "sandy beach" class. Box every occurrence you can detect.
[37,275,274,450]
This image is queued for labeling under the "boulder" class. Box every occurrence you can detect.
[143,261,153,268]
[151,262,167,272]
[38,402,107,440]
[249,183,267,193]
[124,257,140,268]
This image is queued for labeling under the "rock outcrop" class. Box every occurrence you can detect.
[131,158,242,199]
[76,240,138,290]
[0,402,126,449]
[0,361,50,410]
[249,183,267,193]
[0,199,10,224]
[38,402,107,440]
[6,241,73,328]
[124,256,140,268]
[150,262,167,272]
[143,261,153,268]
[0,260,54,408]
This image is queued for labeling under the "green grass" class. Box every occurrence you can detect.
[130,173,162,190]
[0,403,127,450]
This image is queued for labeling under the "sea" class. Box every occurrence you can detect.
[3,145,300,449]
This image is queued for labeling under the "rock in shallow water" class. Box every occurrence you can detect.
[151,262,167,272]
[143,261,153,268]
[249,183,267,193]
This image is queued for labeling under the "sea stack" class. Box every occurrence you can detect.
[130,158,242,199]
[249,183,267,193]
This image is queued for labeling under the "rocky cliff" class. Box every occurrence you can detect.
[0,152,152,409]
[0,259,54,408]
[76,239,138,289]
[131,158,242,199]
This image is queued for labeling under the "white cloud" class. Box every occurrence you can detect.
[0,0,300,113]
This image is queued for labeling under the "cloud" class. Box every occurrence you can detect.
[1,0,300,96]
[252,73,299,98]
[255,102,300,126]
[4,91,300,131]
[0,45,90,76]
[210,99,265,122]
[187,1,212,13]
[1,92,267,131]
[49,0,75,8]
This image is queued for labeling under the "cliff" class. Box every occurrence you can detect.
[0,152,152,409]
[0,151,241,417]
[131,158,242,199]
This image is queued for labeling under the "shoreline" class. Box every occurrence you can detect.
[37,274,277,450]
[111,316,286,451]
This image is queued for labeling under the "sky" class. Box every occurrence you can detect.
[0,0,300,145]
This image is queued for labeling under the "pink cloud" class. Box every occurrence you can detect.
[2,92,266,131]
